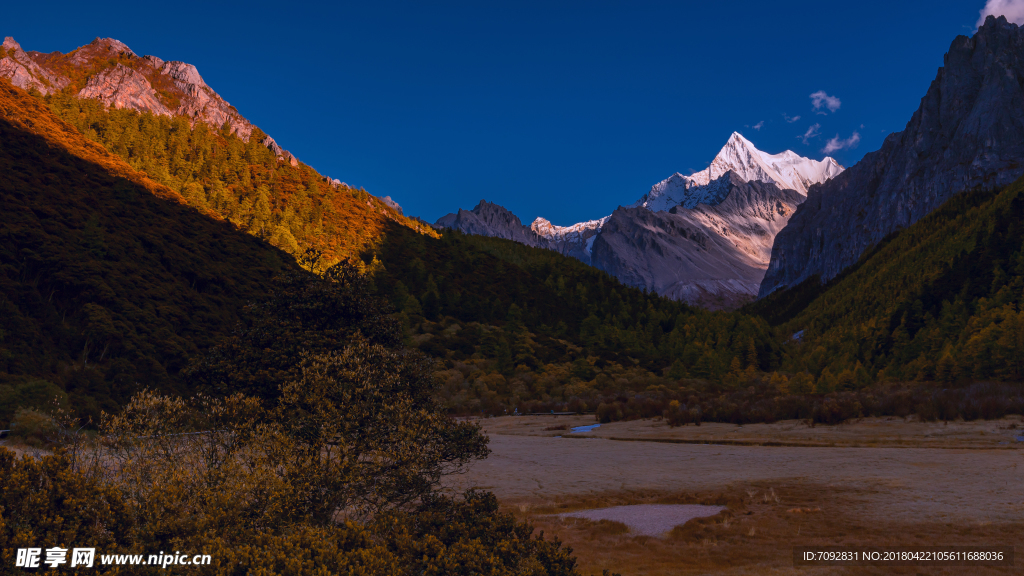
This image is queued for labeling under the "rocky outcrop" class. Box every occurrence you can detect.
[380,196,403,215]
[761,16,1024,297]
[159,60,254,142]
[0,36,296,163]
[66,37,136,66]
[0,37,69,94]
[78,64,172,115]
[592,173,803,309]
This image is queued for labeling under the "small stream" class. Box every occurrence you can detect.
[570,423,601,434]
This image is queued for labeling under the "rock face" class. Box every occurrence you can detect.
[157,59,255,142]
[379,196,403,215]
[436,133,840,308]
[592,173,803,309]
[380,196,403,215]
[435,201,551,248]
[78,64,173,115]
[761,16,1024,297]
[529,216,608,264]
[435,201,610,263]
[0,36,292,161]
[0,37,69,94]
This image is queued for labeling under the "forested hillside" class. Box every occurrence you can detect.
[0,79,302,425]
[372,224,782,414]
[44,90,436,264]
[751,179,1024,386]
[4,73,1022,429]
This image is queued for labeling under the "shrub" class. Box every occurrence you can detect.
[8,408,57,447]
[0,379,66,428]
[595,402,623,423]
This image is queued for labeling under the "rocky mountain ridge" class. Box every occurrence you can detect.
[436,134,840,308]
[1,36,298,165]
[760,16,1024,297]
[434,201,553,249]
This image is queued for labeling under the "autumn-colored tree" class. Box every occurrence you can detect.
[789,372,815,395]
[815,368,836,395]
[769,372,789,393]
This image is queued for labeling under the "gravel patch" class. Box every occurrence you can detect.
[559,504,725,536]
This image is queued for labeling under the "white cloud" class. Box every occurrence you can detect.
[810,90,841,113]
[752,121,764,131]
[822,131,861,154]
[783,113,801,123]
[800,123,821,145]
[978,0,1024,27]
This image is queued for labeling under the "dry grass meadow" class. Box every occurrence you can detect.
[446,415,1024,575]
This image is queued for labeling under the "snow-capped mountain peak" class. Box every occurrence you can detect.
[634,132,843,212]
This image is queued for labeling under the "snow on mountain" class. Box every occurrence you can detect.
[530,216,609,256]
[634,132,843,212]
[435,132,844,309]
[593,174,805,310]
[530,216,609,239]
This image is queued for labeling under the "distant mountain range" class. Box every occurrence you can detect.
[436,133,842,308]
[437,18,1024,310]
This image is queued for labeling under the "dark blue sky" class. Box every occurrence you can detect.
[5,1,995,225]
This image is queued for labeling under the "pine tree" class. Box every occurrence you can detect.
[495,336,513,376]
[269,225,300,254]
[853,362,872,388]
[182,181,207,209]
[744,337,758,368]
[836,368,856,392]
[769,372,789,393]
[667,358,687,380]
[252,185,273,237]
[421,290,440,321]
[936,350,957,383]
[815,368,836,394]
[505,303,524,334]
[790,372,814,395]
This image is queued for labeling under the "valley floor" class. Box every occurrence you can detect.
[446,416,1023,575]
